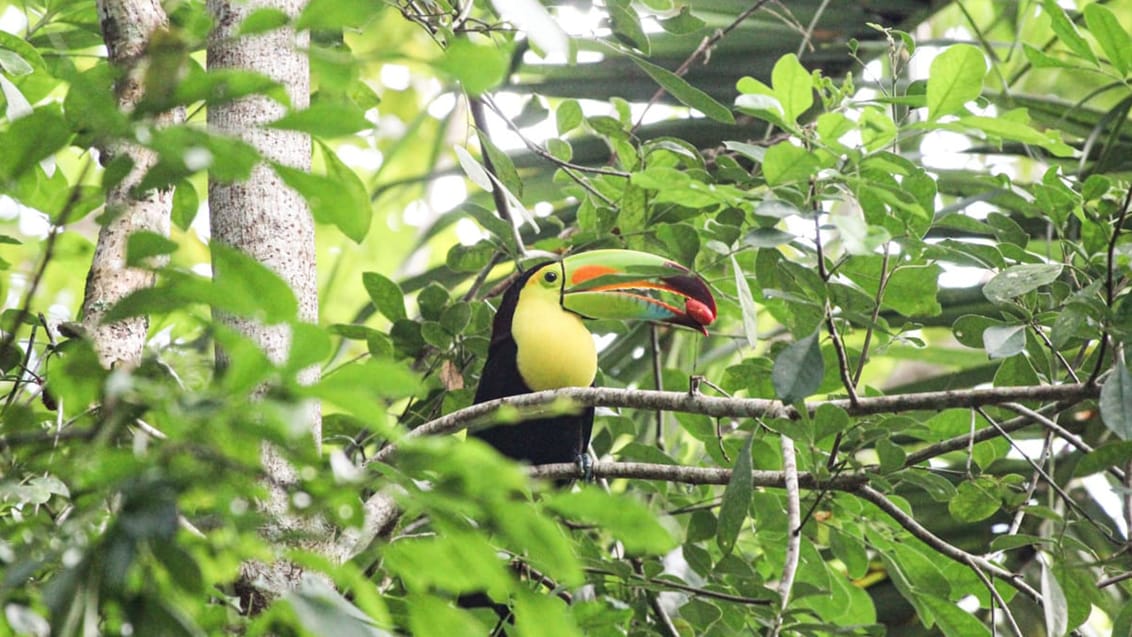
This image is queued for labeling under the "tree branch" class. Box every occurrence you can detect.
[369,383,1100,465]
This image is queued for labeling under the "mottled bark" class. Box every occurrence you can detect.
[206,0,332,610]
[81,0,181,368]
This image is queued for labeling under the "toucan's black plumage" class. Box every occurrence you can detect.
[471,262,595,468]
[468,250,717,474]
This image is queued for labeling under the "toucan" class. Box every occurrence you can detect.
[471,249,717,477]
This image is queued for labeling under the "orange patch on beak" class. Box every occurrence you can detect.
[570,264,618,285]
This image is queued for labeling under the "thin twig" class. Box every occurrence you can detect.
[630,0,773,133]
[584,567,772,606]
[853,245,890,387]
[1098,571,1132,589]
[999,402,1125,482]
[632,558,680,637]
[1089,184,1132,384]
[971,562,1025,637]
[856,486,1042,603]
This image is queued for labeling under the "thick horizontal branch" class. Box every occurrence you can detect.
[369,383,1100,465]
[527,461,868,491]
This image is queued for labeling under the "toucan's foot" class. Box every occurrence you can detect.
[575,451,594,482]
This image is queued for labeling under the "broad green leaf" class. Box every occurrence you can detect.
[1041,557,1068,637]
[544,489,676,554]
[212,243,298,324]
[876,437,906,473]
[362,272,406,322]
[982,264,1062,304]
[453,145,493,192]
[762,142,820,186]
[1074,440,1132,476]
[0,106,70,182]
[926,44,985,120]
[296,0,382,29]
[171,180,199,231]
[407,595,485,635]
[771,53,813,124]
[269,101,371,137]
[607,0,649,53]
[659,6,706,34]
[1041,0,1098,66]
[772,329,822,403]
[921,597,991,637]
[730,254,758,349]
[513,589,581,637]
[477,131,522,198]
[1083,3,1132,76]
[955,115,1075,157]
[126,231,178,267]
[948,478,1000,522]
[1100,362,1132,440]
[629,56,734,124]
[238,8,290,35]
[285,578,392,637]
[555,99,583,135]
[436,38,510,96]
[982,324,1026,359]
[716,435,753,555]
[273,152,371,243]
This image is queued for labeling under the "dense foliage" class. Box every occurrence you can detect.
[2,1,1132,635]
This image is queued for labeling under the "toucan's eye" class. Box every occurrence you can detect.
[543,270,559,284]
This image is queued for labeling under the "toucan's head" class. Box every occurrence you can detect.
[514,249,717,334]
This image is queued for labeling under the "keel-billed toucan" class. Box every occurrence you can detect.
[472,249,717,476]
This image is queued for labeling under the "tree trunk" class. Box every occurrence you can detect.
[82,0,181,368]
[206,0,328,612]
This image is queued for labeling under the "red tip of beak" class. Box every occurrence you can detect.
[685,298,716,328]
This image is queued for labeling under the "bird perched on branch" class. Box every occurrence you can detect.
[471,249,717,479]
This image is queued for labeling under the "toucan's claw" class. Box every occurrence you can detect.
[576,451,594,483]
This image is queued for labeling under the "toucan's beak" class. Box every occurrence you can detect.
[558,249,717,334]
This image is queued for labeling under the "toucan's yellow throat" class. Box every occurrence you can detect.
[511,263,598,391]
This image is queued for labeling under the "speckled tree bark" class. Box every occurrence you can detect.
[206,0,331,611]
[81,0,182,368]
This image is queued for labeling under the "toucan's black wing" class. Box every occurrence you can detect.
[471,335,595,467]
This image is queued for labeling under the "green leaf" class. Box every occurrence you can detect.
[607,0,649,54]
[296,0,382,29]
[1100,363,1132,440]
[628,56,734,124]
[876,437,906,474]
[273,142,371,243]
[545,489,676,554]
[659,6,706,34]
[477,130,522,198]
[926,44,986,120]
[920,597,991,637]
[948,478,1000,522]
[772,330,823,403]
[1074,440,1132,476]
[556,99,583,135]
[730,254,758,349]
[362,272,406,322]
[1041,0,1098,66]
[1040,558,1068,637]
[237,8,291,35]
[982,264,1063,304]
[286,578,392,637]
[762,142,820,186]
[1083,3,1132,76]
[407,595,485,636]
[0,106,71,182]
[171,180,200,231]
[982,324,1026,359]
[126,231,178,267]
[716,435,753,555]
[269,101,371,137]
[212,243,298,324]
[436,38,510,97]
[771,54,813,124]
